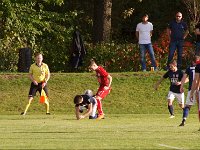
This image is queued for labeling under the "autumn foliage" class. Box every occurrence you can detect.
[84,29,194,72]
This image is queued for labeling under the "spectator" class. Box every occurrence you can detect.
[136,14,157,71]
[167,12,189,69]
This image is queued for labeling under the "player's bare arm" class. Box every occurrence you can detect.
[82,103,93,119]
[29,73,38,85]
[190,73,200,100]
[75,106,81,120]
[180,74,188,93]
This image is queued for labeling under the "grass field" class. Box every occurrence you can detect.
[1,72,200,149]
[0,114,200,149]
[0,72,198,114]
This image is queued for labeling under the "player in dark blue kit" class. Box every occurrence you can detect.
[74,90,97,120]
[189,56,200,130]
[154,60,184,118]
[179,57,197,126]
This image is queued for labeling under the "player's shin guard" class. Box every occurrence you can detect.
[168,105,174,116]
[96,98,103,115]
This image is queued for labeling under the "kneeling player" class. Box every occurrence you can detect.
[74,90,97,120]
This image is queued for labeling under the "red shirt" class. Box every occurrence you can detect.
[95,66,109,87]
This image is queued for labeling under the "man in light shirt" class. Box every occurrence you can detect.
[136,14,157,72]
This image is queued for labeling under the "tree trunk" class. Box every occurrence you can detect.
[93,0,112,44]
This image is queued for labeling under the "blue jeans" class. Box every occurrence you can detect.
[167,40,184,69]
[139,43,156,70]
[196,42,200,55]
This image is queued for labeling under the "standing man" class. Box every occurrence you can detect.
[195,23,200,55]
[167,12,189,69]
[179,57,198,126]
[89,59,112,120]
[136,14,157,72]
[21,53,50,115]
[154,60,184,118]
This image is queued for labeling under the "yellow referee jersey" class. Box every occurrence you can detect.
[29,63,50,83]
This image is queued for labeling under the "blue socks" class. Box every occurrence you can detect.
[183,106,190,120]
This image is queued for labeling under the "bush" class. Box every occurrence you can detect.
[153,29,194,70]
[81,30,194,72]
[82,43,141,72]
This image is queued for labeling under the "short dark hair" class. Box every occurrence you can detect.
[74,95,83,104]
[169,60,177,66]
[90,58,97,64]
[142,14,149,18]
[89,58,98,68]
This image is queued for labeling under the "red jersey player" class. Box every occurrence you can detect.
[89,59,112,119]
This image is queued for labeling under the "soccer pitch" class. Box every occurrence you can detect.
[0,114,200,149]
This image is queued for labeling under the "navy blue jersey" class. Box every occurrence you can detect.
[168,20,188,41]
[75,95,91,108]
[185,66,195,91]
[195,63,200,73]
[75,95,96,108]
[163,69,183,93]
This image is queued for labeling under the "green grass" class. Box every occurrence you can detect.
[0,114,200,149]
[0,72,197,115]
[1,72,200,149]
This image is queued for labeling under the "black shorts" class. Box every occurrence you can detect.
[28,82,49,97]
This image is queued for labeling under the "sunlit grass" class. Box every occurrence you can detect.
[0,114,200,149]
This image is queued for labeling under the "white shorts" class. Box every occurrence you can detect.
[167,91,184,104]
[89,97,97,117]
[185,91,196,106]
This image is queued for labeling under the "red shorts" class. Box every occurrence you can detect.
[96,86,111,100]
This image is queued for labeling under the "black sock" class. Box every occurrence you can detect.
[168,105,174,116]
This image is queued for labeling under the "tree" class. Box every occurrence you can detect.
[93,0,112,44]
[0,0,77,72]
[183,0,200,30]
